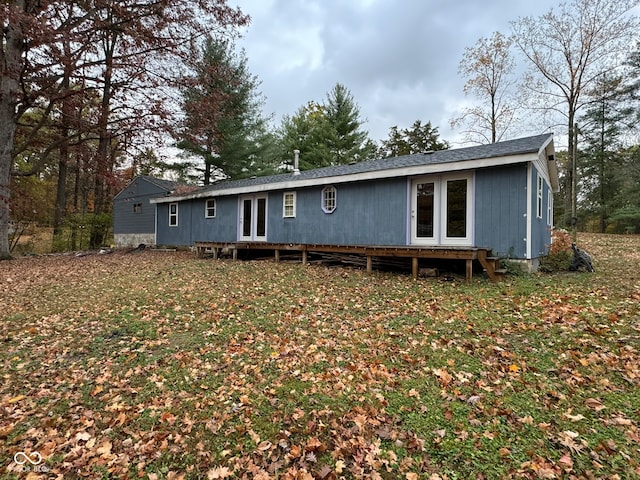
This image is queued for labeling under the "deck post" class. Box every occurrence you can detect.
[232,248,237,260]
[412,257,419,279]
[302,250,307,265]
[366,256,372,274]
[466,259,473,282]
[212,247,218,260]
[275,249,280,262]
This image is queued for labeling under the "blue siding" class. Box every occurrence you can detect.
[113,178,167,234]
[475,164,528,258]
[156,202,191,245]
[156,178,407,247]
[267,178,407,245]
[531,168,552,258]
[192,197,238,243]
[156,197,238,246]
[155,166,552,260]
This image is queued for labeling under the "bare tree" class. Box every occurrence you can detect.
[0,0,249,257]
[451,31,517,144]
[1,1,51,259]
[511,0,640,228]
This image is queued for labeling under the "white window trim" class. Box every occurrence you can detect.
[283,192,296,218]
[205,198,216,218]
[169,203,178,227]
[536,175,543,219]
[321,185,337,214]
[547,190,553,227]
[239,195,268,242]
[410,173,474,246]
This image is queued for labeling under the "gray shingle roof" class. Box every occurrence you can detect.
[163,133,553,199]
[140,176,180,191]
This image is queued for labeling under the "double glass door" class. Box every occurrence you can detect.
[239,195,267,241]
[411,174,472,246]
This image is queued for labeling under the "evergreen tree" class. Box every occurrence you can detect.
[277,84,374,170]
[324,83,376,164]
[177,35,276,183]
[578,74,631,232]
[278,102,332,170]
[378,120,449,158]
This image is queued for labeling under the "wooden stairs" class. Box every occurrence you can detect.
[478,250,507,282]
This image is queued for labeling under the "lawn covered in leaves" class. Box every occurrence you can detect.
[1,233,639,480]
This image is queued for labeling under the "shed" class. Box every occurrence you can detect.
[149,134,559,274]
[113,175,179,247]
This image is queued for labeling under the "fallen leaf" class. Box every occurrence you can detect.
[90,385,104,397]
[207,466,233,479]
[96,440,112,456]
[558,454,573,470]
[585,398,606,412]
[7,395,26,404]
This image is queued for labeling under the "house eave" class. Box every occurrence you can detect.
[151,152,538,204]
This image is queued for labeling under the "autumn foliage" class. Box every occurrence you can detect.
[1,233,639,479]
[540,228,573,272]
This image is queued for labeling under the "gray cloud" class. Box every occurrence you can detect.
[234,0,560,145]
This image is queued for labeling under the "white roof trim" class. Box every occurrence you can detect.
[151,152,538,204]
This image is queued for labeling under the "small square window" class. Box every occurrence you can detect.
[133,203,142,214]
[205,199,216,218]
[283,192,296,218]
[169,203,178,226]
[321,186,336,214]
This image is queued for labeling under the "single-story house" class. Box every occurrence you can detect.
[144,133,558,276]
[113,175,179,247]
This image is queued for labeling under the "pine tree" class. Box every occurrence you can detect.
[324,83,376,164]
[378,120,449,157]
[277,85,375,170]
[177,35,275,182]
[579,74,631,232]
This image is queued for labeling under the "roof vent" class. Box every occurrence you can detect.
[293,150,300,175]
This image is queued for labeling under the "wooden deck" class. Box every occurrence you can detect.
[194,242,505,282]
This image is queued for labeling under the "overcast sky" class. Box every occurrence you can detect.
[231,0,561,147]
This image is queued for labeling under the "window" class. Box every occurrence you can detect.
[169,203,178,226]
[321,186,336,213]
[283,192,296,218]
[205,199,216,218]
[446,179,467,238]
[547,190,553,227]
[133,203,142,214]
[536,175,543,219]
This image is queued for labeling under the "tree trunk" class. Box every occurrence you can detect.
[0,0,28,260]
[567,117,576,233]
[90,27,116,249]
[53,83,71,249]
